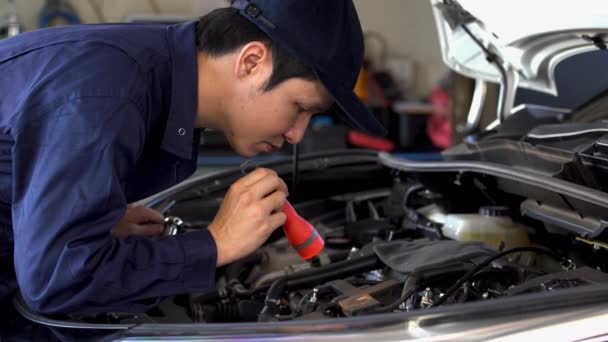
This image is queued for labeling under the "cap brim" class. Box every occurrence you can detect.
[317,72,388,137]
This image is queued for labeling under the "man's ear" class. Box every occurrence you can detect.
[233,41,272,81]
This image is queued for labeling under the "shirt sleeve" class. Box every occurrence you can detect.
[11,96,217,314]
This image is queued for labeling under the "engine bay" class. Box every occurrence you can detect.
[32,155,608,326]
[177,182,608,323]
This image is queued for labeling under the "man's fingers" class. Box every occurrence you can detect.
[129,205,164,224]
[238,168,277,188]
[268,211,287,231]
[260,190,287,214]
[251,174,289,200]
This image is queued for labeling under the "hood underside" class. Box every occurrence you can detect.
[432,0,608,96]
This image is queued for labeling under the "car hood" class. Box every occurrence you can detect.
[431,0,608,96]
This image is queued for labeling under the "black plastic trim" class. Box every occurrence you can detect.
[521,199,608,236]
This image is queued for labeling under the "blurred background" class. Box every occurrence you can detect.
[1,0,486,171]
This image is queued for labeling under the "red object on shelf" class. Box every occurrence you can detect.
[427,87,452,149]
[348,130,395,152]
[282,201,325,260]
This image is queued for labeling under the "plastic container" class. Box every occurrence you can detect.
[442,206,529,250]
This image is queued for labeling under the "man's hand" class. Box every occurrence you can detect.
[208,168,288,266]
[111,203,165,239]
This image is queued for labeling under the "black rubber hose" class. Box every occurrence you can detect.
[328,250,352,263]
[402,273,419,295]
[243,254,382,297]
[230,281,251,296]
[431,246,566,307]
[226,252,262,296]
[258,278,287,322]
[369,290,414,314]
[286,254,382,288]
[225,252,261,282]
[287,254,379,280]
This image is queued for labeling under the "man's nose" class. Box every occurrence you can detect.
[284,114,312,145]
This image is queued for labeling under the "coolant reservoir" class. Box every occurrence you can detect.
[442,206,529,250]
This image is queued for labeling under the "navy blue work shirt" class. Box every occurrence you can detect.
[0,21,218,314]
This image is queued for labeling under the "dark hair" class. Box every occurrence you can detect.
[195,6,316,91]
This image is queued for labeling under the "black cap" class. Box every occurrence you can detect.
[231,0,387,137]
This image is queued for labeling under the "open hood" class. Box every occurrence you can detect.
[432,0,608,96]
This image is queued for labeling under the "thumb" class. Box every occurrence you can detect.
[128,205,165,224]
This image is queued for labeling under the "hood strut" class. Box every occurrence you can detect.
[460,23,519,127]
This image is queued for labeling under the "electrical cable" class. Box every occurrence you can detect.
[402,183,424,222]
[367,290,414,314]
[297,289,316,310]
[431,246,569,307]
[256,254,382,321]
[257,278,286,322]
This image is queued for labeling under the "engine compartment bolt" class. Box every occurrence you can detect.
[421,288,434,307]
[310,288,319,303]
[348,247,359,259]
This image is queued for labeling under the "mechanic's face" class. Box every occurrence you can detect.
[216,42,333,157]
[226,78,331,157]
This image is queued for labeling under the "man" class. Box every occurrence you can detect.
[0,0,385,315]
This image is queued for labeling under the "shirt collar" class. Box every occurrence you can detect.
[161,21,199,160]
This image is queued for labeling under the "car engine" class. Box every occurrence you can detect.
[175,182,607,323]
[53,158,608,325]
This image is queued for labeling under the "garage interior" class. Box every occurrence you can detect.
[3,1,608,340]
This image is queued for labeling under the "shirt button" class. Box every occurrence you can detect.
[178,128,186,136]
